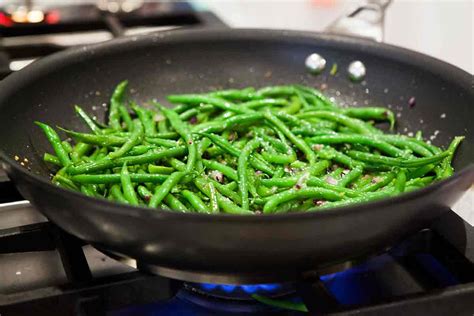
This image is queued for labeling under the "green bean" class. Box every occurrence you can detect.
[275,111,312,129]
[109,184,128,203]
[160,107,197,173]
[149,171,185,208]
[209,87,259,100]
[316,146,362,169]
[211,179,242,205]
[61,140,73,154]
[280,96,302,114]
[126,145,155,156]
[71,173,168,184]
[437,136,464,179]
[292,126,336,137]
[164,194,188,212]
[415,131,423,141]
[120,163,139,205]
[408,164,435,179]
[58,128,127,146]
[148,165,174,174]
[66,146,187,175]
[328,167,344,180]
[222,181,238,191]
[71,142,92,163]
[293,85,336,108]
[406,176,434,188]
[263,187,343,213]
[261,151,296,164]
[137,185,153,201]
[182,190,209,213]
[118,105,134,132]
[133,104,156,135]
[308,160,331,176]
[338,166,363,188]
[372,135,433,157]
[261,176,360,198]
[75,105,102,134]
[395,169,407,193]
[109,120,144,159]
[158,119,168,133]
[256,85,297,97]
[202,159,238,181]
[208,182,219,213]
[353,174,372,188]
[144,137,178,148]
[80,185,96,197]
[177,108,198,121]
[52,174,79,191]
[36,122,71,166]
[193,112,264,134]
[109,80,128,130]
[43,153,61,166]
[310,190,394,211]
[240,98,288,109]
[263,111,316,165]
[168,94,251,114]
[201,133,274,175]
[307,134,403,157]
[297,111,378,135]
[360,172,396,192]
[238,139,261,209]
[346,150,449,168]
[147,132,179,139]
[341,107,395,130]
[194,177,251,214]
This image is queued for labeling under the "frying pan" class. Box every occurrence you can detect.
[0,14,473,284]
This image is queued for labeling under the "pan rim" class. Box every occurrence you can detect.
[0,28,472,222]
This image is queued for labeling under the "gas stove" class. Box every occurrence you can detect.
[0,1,225,79]
[0,2,473,315]
[1,200,473,315]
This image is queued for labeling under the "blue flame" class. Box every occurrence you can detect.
[199,283,281,294]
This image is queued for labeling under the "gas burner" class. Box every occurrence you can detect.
[184,282,295,300]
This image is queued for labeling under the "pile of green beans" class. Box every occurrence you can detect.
[36,81,463,214]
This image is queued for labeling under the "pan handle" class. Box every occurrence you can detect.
[325,0,391,42]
